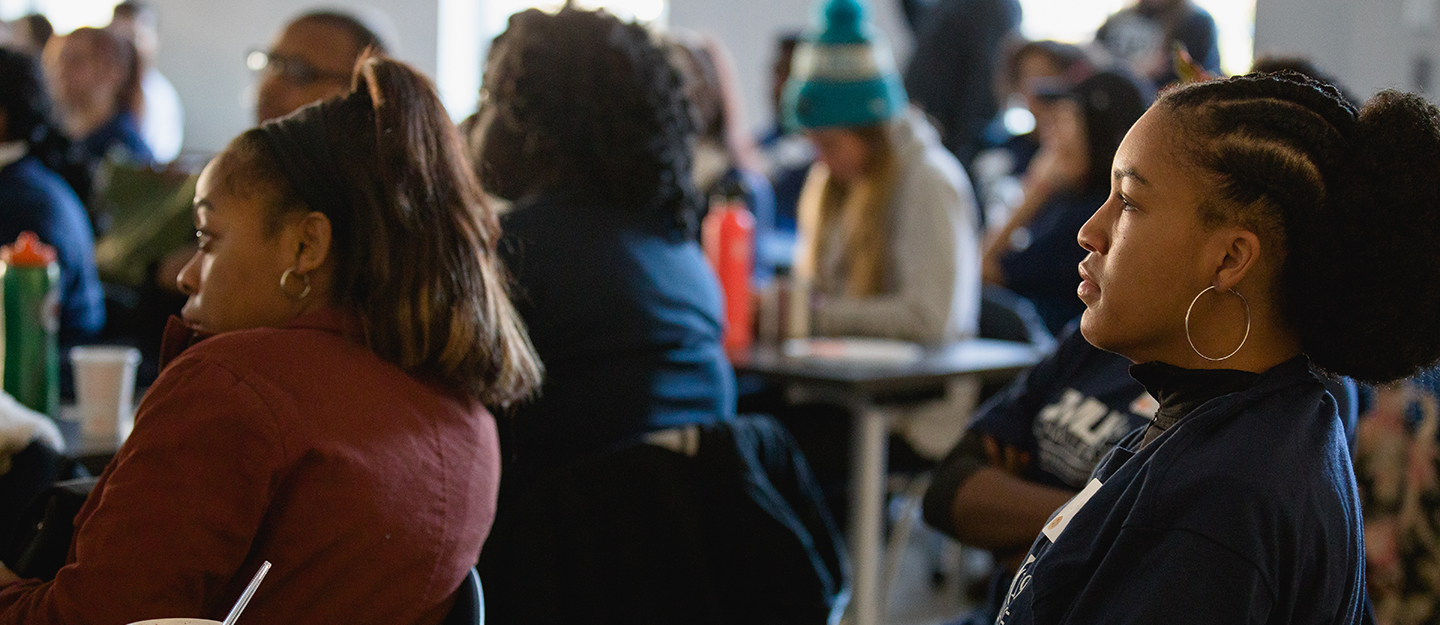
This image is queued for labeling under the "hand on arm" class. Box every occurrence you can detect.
[0,564,19,587]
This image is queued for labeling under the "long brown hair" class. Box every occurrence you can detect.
[223,54,542,406]
[795,125,895,297]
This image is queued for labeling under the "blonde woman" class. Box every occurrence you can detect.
[785,0,979,348]
[783,0,980,460]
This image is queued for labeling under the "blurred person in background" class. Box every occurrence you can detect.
[43,26,153,217]
[902,0,1021,171]
[667,31,780,279]
[109,1,183,163]
[1095,0,1220,89]
[971,40,1092,230]
[6,14,52,56]
[784,0,978,350]
[45,27,152,167]
[0,48,105,344]
[982,69,1152,334]
[252,10,388,124]
[467,11,736,613]
[777,0,981,492]
[756,31,811,246]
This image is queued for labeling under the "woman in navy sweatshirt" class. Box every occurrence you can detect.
[995,72,1440,623]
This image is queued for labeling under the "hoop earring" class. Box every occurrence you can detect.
[1185,286,1250,361]
[280,267,311,300]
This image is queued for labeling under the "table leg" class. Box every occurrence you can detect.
[848,404,890,625]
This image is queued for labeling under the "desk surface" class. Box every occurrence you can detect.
[734,338,1045,396]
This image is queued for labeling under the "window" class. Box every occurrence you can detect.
[436,0,668,121]
[1,0,121,34]
[1016,0,1255,76]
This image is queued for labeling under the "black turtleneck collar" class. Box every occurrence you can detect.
[1129,361,1262,449]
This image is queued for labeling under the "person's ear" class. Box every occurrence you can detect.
[1212,227,1261,291]
[292,211,332,274]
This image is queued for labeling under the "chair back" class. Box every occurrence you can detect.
[979,284,1055,351]
[443,567,484,625]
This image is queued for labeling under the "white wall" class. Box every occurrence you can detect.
[668,0,914,135]
[1254,0,1422,100]
[147,0,439,155]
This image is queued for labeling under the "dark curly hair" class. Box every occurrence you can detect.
[1160,72,1440,383]
[475,7,699,238]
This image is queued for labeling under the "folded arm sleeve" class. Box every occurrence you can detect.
[922,430,989,538]
[0,355,283,624]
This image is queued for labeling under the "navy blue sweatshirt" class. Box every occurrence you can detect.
[995,356,1365,625]
[498,194,736,488]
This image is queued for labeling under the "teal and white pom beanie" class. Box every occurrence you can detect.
[782,0,907,130]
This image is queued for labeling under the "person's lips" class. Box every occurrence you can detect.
[1078,264,1099,301]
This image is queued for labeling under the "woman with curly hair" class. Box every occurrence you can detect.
[994,73,1440,623]
[466,6,734,503]
[0,54,541,623]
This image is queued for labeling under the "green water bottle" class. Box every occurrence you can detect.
[2,232,61,418]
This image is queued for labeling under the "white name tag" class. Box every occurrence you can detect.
[1042,478,1104,543]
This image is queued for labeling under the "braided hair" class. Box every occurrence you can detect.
[478,7,700,238]
[1160,72,1440,383]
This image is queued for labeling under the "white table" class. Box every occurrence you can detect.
[736,339,1044,625]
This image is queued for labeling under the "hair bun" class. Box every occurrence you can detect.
[1299,90,1440,383]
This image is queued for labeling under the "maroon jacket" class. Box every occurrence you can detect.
[0,309,500,624]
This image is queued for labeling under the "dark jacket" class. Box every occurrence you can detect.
[0,155,105,343]
[478,415,848,625]
[995,356,1366,625]
[498,193,736,490]
[999,190,1108,335]
[903,0,1022,164]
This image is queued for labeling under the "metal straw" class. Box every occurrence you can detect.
[222,561,272,625]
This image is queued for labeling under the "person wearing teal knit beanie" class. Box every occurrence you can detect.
[783,0,979,345]
[783,0,984,459]
[783,0,907,131]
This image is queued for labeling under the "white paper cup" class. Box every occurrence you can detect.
[126,620,222,625]
[70,345,142,444]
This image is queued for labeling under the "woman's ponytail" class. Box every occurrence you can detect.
[243,53,543,406]
[1296,91,1440,382]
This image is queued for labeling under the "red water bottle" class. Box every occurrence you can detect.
[702,197,755,356]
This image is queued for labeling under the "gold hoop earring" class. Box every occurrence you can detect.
[280,267,311,300]
[1185,285,1250,361]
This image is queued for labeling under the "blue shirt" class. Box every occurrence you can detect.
[499,194,736,484]
[995,356,1365,625]
[0,155,106,343]
[78,112,154,166]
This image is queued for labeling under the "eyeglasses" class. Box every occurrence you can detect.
[246,49,351,86]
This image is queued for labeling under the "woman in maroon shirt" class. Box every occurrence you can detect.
[0,54,542,624]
